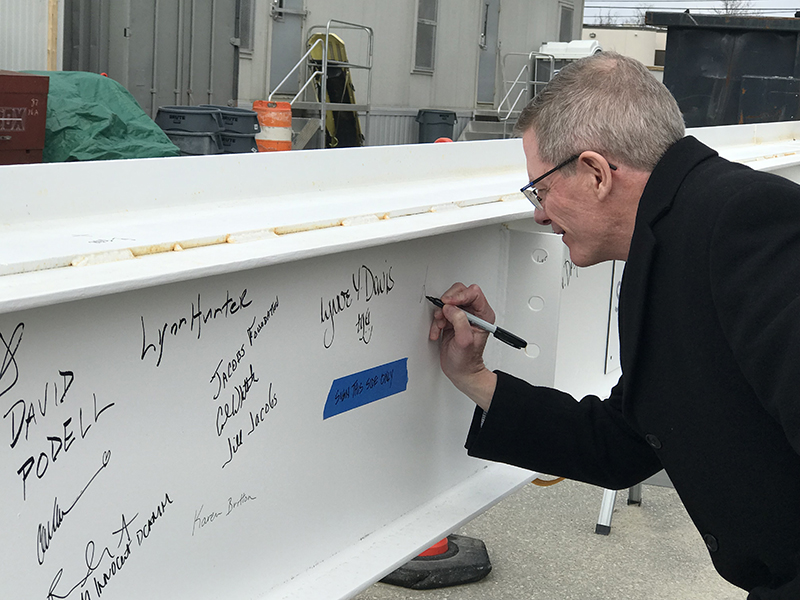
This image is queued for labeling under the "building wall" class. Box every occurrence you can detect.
[0,0,63,71]
[61,1,239,117]
[496,1,583,115]
[238,0,580,112]
[304,0,479,111]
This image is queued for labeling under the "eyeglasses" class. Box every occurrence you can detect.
[520,154,617,210]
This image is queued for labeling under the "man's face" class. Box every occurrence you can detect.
[522,130,614,267]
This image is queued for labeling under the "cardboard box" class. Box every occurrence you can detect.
[0,70,49,165]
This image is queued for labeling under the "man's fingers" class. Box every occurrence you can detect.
[443,304,485,347]
[429,309,446,341]
[440,283,472,307]
[440,284,495,324]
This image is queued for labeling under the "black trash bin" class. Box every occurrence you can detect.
[416,109,457,143]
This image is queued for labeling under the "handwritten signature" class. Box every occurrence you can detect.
[37,451,111,565]
[0,322,23,398]
[320,263,395,348]
[140,289,253,368]
[47,492,173,600]
[192,492,257,536]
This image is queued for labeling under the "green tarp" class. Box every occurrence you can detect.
[24,71,180,162]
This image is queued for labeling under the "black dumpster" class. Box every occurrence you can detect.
[646,11,800,127]
[416,109,457,143]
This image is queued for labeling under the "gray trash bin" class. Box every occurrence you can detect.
[416,109,457,143]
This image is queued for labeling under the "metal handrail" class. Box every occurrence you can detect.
[497,64,529,121]
[308,19,374,147]
[268,37,324,102]
[267,19,374,148]
[497,51,555,123]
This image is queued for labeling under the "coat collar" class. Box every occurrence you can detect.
[635,136,718,228]
[618,136,718,396]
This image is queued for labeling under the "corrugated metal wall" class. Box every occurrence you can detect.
[365,110,471,146]
[366,111,417,146]
[0,0,52,71]
[63,0,239,117]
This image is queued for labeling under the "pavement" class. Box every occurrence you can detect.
[353,477,747,600]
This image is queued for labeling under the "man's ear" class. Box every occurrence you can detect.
[578,151,614,200]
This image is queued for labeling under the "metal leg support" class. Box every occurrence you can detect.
[595,484,644,535]
[627,483,642,506]
[595,488,617,535]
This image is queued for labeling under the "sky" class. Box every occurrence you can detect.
[583,0,800,24]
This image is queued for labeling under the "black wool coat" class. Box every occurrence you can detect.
[465,136,800,598]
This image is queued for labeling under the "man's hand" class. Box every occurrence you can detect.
[429,283,498,411]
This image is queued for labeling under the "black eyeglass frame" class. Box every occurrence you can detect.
[520,153,617,210]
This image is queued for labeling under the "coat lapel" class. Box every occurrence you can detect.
[618,137,718,402]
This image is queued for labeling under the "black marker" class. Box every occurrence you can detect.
[426,296,527,350]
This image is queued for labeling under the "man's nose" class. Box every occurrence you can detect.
[533,207,550,226]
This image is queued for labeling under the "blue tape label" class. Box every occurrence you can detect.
[323,358,408,420]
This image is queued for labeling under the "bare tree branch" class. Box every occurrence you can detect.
[714,0,754,16]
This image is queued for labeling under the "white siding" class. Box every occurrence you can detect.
[236,0,572,144]
[0,0,62,71]
[304,0,420,108]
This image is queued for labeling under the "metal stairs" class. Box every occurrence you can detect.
[458,119,511,141]
[268,19,373,150]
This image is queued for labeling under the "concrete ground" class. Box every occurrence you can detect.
[353,478,747,600]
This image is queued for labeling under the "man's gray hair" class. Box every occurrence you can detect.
[515,52,685,172]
